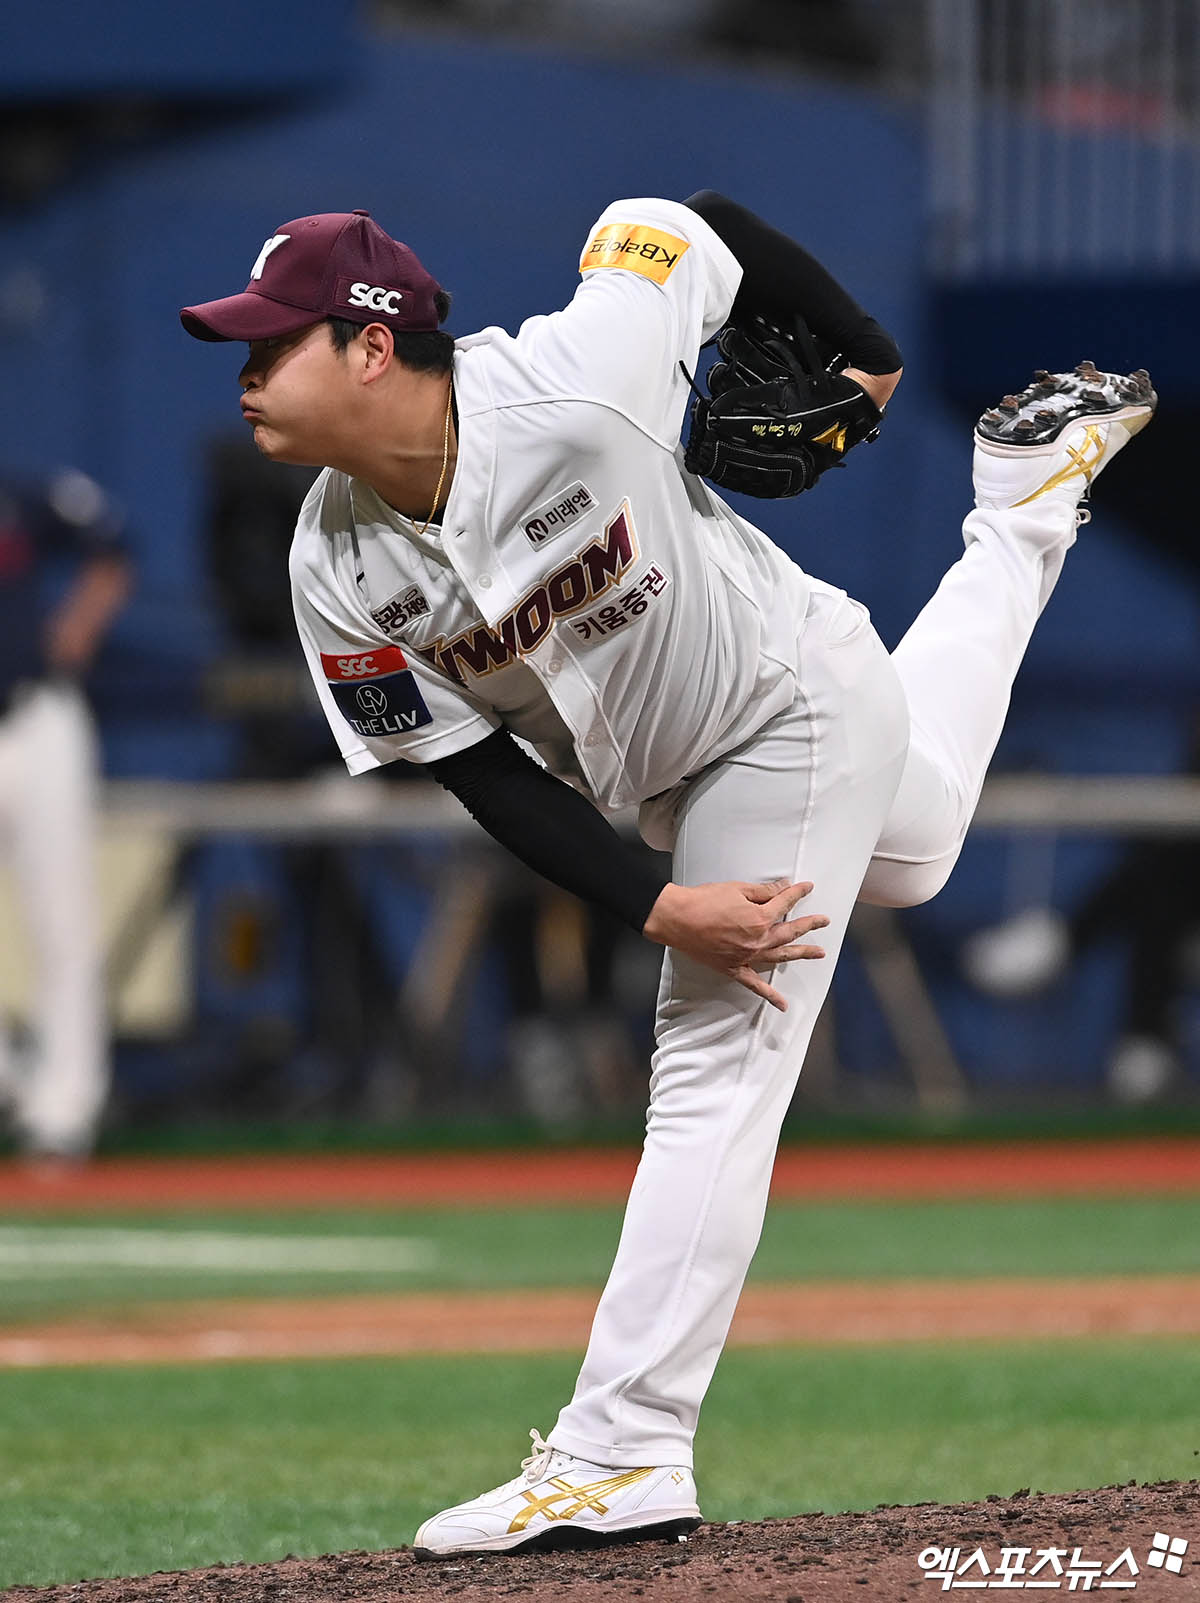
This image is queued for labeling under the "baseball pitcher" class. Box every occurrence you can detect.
[181,194,1154,1555]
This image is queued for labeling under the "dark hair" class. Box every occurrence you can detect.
[328,289,454,374]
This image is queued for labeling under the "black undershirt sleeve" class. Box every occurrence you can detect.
[427,728,669,933]
[684,189,902,375]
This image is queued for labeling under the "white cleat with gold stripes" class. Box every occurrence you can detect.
[972,362,1156,521]
[412,1428,702,1557]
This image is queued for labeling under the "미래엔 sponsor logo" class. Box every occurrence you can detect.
[521,482,596,546]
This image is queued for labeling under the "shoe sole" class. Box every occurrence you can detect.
[974,403,1154,456]
[413,1511,703,1560]
[974,363,1156,451]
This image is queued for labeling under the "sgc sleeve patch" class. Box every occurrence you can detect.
[320,645,433,739]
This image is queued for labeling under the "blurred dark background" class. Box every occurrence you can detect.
[0,0,1196,1144]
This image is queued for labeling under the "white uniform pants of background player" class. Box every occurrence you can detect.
[0,683,107,1156]
[549,495,1075,1468]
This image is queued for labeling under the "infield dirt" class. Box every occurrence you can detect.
[4,1482,1199,1601]
[4,1276,1200,1366]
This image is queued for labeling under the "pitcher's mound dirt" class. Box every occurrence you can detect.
[6,1481,1198,1602]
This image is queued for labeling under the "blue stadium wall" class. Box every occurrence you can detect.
[1,22,1196,1096]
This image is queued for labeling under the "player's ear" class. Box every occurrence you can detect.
[358,322,395,382]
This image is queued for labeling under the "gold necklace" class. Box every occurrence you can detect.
[414,384,454,537]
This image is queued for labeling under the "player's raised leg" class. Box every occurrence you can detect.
[860,364,1155,911]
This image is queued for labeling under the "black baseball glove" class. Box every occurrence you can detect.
[683,313,883,498]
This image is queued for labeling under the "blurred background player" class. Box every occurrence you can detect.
[0,468,132,1161]
[964,711,1200,1105]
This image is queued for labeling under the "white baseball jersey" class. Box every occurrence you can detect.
[290,196,814,813]
[284,194,1091,1482]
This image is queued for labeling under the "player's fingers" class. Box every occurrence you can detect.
[773,913,829,943]
[763,881,815,918]
[752,943,826,968]
[740,878,792,904]
[731,966,788,1012]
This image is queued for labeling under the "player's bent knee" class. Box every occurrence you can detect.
[857,853,956,909]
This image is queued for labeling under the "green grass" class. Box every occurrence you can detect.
[2,1196,1199,1325]
[54,1103,1200,1157]
[3,1191,1197,1585]
[2,1340,1198,1587]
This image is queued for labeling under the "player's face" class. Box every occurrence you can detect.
[238,323,350,465]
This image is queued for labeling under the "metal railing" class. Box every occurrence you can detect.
[90,773,1198,1114]
[99,772,1200,840]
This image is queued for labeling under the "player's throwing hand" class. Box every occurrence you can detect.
[642,879,828,1011]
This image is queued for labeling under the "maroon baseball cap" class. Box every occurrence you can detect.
[180,210,444,342]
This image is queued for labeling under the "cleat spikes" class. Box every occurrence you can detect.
[974,363,1157,454]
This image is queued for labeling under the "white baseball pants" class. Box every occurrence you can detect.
[549,494,1076,1467]
[0,683,108,1155]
